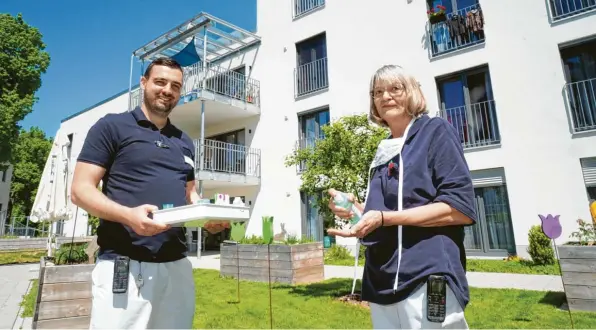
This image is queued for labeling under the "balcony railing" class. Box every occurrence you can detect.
[293,0,325,18]
[565,77,596,133]
[294,57,329,97]
[195,139,261,178]
[130,88,141,110]
[129,63,261,109]
[549,0,596,21]
[437,100,501,149]
[428,4,485,57]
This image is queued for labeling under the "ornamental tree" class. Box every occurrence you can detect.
[285,114,388,229]
[0,13,51,167]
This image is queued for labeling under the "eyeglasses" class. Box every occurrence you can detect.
[370,85,405,99]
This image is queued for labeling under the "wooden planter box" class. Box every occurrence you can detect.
[558,245,596,312]
[32,257,94,329]
[220,242,324,285]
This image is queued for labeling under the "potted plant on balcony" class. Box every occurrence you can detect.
[428,5,447,24]
[246,85,254,103]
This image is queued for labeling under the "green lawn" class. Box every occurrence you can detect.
[0,250,45,265]
[23,269,596,328]
[325,256,560,276]
[20,279,38,317]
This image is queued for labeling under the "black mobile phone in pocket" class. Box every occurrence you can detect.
[112,256,130,294]
[426,274,447,323]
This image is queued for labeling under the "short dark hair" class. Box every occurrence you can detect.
[143,57,183,78]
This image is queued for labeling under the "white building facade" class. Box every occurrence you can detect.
[37,0,596,258]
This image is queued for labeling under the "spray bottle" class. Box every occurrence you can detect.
[333,191,363,296]
[333,192,362,225]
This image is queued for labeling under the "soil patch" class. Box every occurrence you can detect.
[337,293,369,308]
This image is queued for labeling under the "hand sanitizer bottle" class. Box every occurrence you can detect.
[333,192,362,225]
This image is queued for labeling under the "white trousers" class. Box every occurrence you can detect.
[90,257,195,329]
[369,282,469,329]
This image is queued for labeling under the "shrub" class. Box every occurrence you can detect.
[54,242,89,265]
[324,244,352,260]
[569,218,596,246]
[527,225,555,265]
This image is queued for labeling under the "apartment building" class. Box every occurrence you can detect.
[36,0,596,258]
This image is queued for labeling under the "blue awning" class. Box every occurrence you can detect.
[170,37,201,67]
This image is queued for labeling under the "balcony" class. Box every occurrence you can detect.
[565,77,596,133]
[549,0,596,21]
[427,3,485,58]
[293,0,325,18]
[437,100,501,149]
[294,57,329,97]
[194,139,261,188]
[130,63,261,132]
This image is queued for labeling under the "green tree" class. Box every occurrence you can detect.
[9,127,52,220]
[0,13,50,167]
[285,114,388,229]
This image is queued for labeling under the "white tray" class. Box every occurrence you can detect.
[151,203,250,227]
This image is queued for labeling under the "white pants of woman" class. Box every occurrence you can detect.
[89,257,195,329]
[369,282,469,329]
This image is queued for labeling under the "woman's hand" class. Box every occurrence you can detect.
[327,188,363,219]
[327,210,383,238]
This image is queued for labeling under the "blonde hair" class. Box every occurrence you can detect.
[369,65,428,127]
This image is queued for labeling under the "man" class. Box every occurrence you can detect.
[71,57,226,329]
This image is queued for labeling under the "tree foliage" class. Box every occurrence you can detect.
[9,127,52,219]
[285,114,388,229]
[0,13,51,167]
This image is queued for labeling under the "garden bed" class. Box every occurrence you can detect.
[220,241,324,285]
[558,245,596,312]
[31,240,96,329]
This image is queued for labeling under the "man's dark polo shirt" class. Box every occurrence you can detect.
[360,114,477,310]
[77,106,195,263]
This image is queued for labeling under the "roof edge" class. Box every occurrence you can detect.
[61,84,140,123]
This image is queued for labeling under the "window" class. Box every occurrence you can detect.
[561,40,596,132]
[465,185,516,255]
[295,33,328,97]
[426,0,485,57]
[464,168,516,256]
[299,108,330,142]
[297,108,330,172]
[1,171,5,182]
[436,66,500,148]
[300,191,324,242]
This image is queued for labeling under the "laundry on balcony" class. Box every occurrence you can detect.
[445,9,484,45]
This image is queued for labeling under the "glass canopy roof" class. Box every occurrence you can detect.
[132,12,260,65]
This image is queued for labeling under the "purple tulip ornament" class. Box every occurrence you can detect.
[539,214,562,240]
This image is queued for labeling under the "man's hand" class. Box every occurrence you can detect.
[125,204,171,236]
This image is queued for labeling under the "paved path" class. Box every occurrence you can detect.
[188,256,564,292]
[0,264,38,329]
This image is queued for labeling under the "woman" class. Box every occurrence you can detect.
[327,64,476,329]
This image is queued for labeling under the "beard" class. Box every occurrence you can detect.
[143,92,175,118]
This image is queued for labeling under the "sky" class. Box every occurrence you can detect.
[1,0,257,138]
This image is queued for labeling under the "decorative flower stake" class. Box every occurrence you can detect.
[539,214,562,240]
[538,213,574,328]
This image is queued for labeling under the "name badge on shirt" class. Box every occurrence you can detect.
[184,156,195,168]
